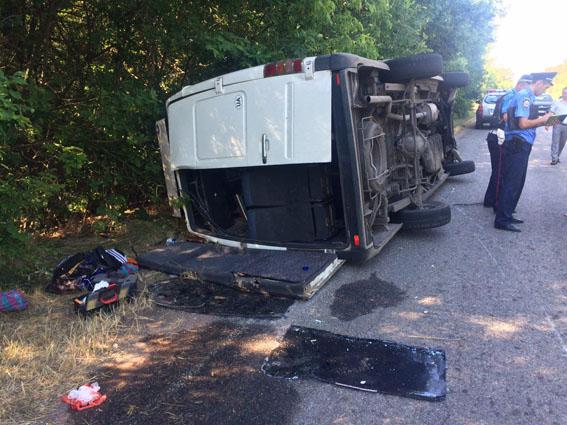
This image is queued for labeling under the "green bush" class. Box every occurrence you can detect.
[0,0,499,285]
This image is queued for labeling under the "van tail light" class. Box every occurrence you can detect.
[353,234,360,247]
[264,59,303,78]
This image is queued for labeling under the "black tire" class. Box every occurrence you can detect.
[444,160,475,176]
[381,53,443,83]
[390,201,451,230]
[441,71,469,88]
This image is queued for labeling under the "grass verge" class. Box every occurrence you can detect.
[0,215,187,424]
[0,287,155,424]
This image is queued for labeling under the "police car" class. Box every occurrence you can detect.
[475,89,507,128]
[534,93,553,116]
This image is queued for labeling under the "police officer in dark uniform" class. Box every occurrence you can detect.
[494,72,556,232]
[483,75,532,210]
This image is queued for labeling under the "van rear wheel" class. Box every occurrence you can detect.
[390,201,451,230]
[441,71,469,88]
[444,160,475,176]
[381,53,443,82]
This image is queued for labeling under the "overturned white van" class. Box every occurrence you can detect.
[158,53,473,267]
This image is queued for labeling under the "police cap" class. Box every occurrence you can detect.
[517,74,532,83]
[530,72,557,85]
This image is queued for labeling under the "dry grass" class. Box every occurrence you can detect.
[0,215,187,423]
[0,283,155,424]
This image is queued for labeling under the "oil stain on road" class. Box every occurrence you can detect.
[330,273,405,321]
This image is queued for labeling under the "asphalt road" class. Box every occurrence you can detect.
[278,124,567,425]
[70,124,567,425]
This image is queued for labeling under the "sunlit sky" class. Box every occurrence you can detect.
[490,0,567,78]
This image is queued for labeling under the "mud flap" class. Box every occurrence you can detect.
[137,242,344,299]
[263,326,447,401]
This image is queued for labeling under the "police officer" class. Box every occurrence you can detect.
[494,72,556,232]
[483,75,532,210]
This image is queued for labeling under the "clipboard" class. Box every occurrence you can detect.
[546,114,567,126]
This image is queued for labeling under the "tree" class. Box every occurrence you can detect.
[418,0,502,114]
[547,58,567,99]
[0,0,500,283]
[482,55,514,91]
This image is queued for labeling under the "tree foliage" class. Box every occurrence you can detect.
[418,0,502,114]
[547,58,567,99]
[0,0,499,282]
[482,53,514,92]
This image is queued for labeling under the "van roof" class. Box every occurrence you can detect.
[167,53,389,106]
[314,53,389,72]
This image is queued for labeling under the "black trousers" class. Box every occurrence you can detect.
[483,134,503,208]
[494,137,532,226]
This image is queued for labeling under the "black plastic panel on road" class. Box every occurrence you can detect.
[263,326,447,401]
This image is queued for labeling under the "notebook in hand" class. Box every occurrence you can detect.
[546,115,567,126]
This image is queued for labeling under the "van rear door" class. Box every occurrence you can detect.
[166,60,332,170]
[137,241,344,300]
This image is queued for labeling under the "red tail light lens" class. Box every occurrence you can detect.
[264,58,303,78]
[353,234,360,247]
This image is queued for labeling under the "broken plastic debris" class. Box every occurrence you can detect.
[92,281,109,292]
[61,382,107,411]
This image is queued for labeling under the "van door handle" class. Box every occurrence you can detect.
[261,134,269,164]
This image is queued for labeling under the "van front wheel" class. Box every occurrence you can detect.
[390,201,451,230]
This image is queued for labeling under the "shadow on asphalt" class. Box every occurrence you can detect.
[396,228,447,240]
[70,322,299,425]
[444,175,476,185]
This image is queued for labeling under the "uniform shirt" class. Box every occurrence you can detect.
[499,89,516,118]
[550,98,567,124]
[505,88,537,144]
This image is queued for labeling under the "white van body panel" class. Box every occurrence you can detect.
[167,64,332,169]
[166,65,266,103]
